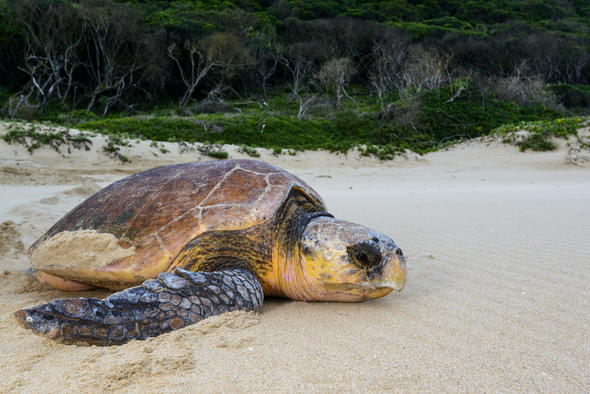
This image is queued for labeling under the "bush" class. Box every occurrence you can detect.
[550,84,590,109]
[495,117,588,151]
[240,144,260,157]
[207,150,229,159]
[361,144,404,160]
[413,79,561,150]
[70,82,564,157]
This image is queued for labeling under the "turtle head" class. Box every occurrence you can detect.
[297,216,406,302]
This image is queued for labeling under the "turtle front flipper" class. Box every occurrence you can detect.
[14,268,263,346]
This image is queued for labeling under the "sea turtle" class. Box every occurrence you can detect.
[15,160,406,345]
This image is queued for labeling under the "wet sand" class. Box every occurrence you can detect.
[1,122,589,392]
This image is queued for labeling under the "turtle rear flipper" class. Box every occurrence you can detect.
[14,268,263,346]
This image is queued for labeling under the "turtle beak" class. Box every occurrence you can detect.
[375,254,407,292]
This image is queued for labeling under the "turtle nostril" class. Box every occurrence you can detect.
[395,248,403,257]
[358,253,369,266]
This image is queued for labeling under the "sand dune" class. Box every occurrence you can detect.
[0,123,589,392]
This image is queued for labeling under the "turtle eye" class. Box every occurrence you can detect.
[347,241,382,268]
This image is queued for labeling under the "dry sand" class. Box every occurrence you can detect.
[0,122,589,392]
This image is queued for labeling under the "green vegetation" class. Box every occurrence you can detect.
[0,0,588,159]
[240,145,261,157]
[549,84,590,109]
[65,81,561,156]
[360,144,404,161]
[273,0,590,30]
[1,123,91,153]
[150,141,170,154]
[103,134,130,162]
[495,116,589,151]
[206,150,229,159]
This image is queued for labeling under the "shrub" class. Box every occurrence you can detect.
[240,144,260,157]
[207,150,229,159]
[549,84,590,109]
[414,79,560,150]
[495,117,588,151]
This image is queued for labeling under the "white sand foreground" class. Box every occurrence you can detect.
[0,122,589,392]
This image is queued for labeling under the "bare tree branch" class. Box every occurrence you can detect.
[12,0,84,113]
[314,58,355,108]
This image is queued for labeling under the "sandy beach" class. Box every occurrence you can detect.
[1,122,589,392]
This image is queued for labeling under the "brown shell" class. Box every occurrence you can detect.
[31,160,325,286]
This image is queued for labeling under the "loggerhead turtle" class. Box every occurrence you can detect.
[15,160,406,345]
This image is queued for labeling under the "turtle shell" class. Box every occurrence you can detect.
[30,160,325,288]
